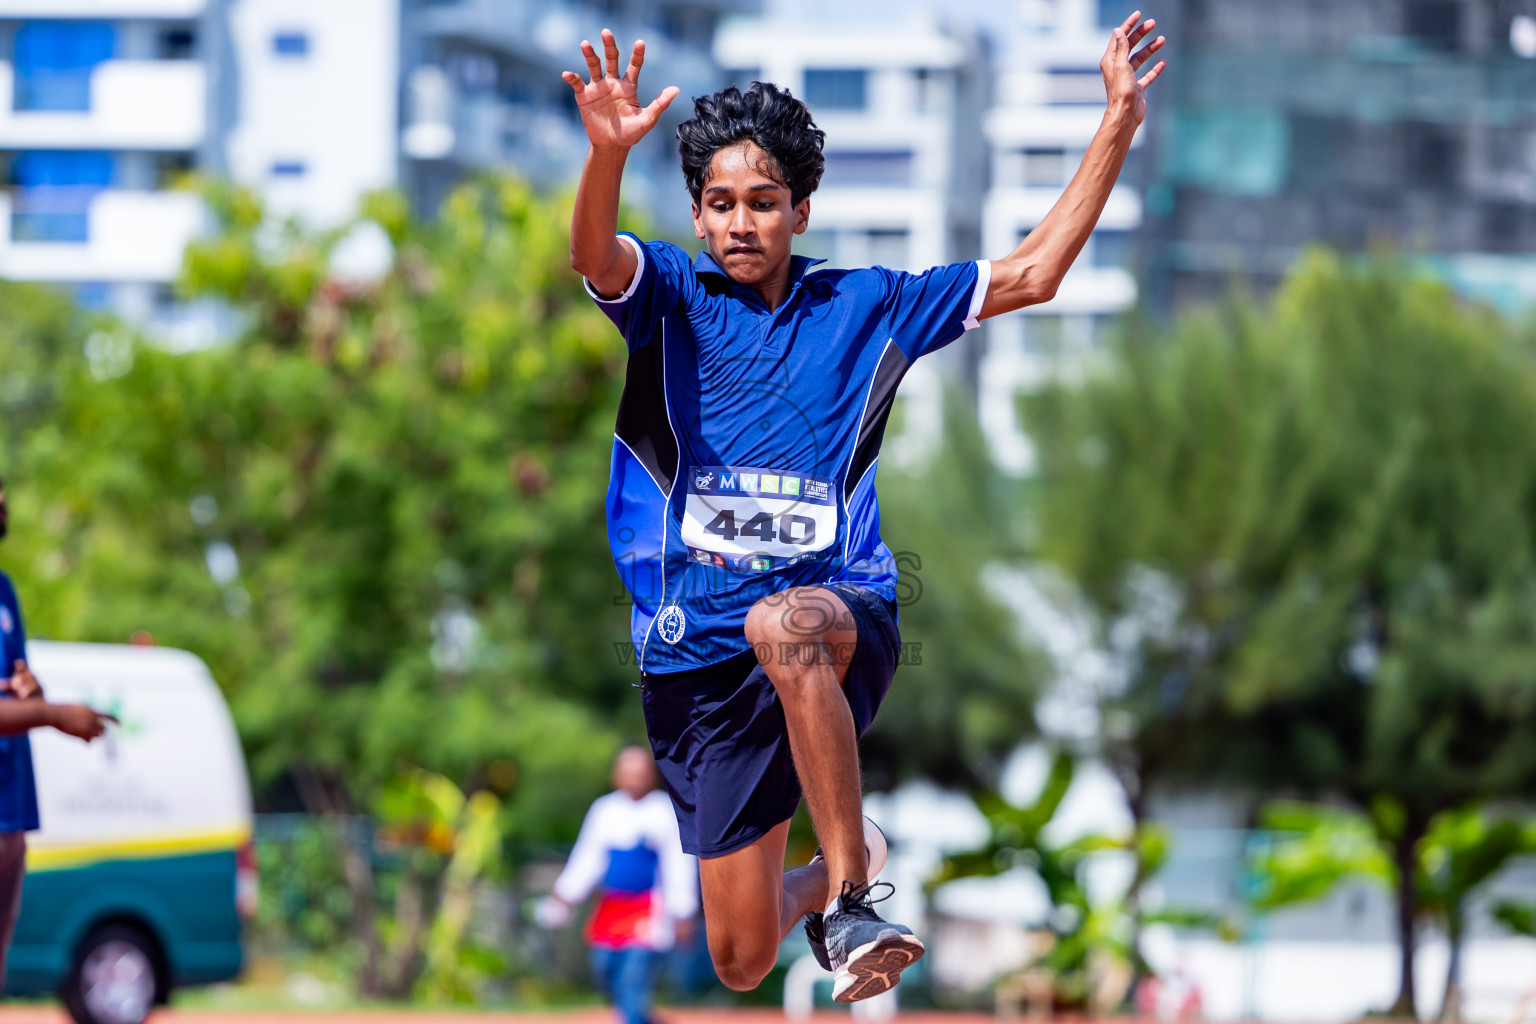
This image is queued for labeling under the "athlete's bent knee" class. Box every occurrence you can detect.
[711,950,775,992]
[708,933,777,992]
[743,598,785,650]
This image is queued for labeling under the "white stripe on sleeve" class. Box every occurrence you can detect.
[583,234,647,304]
[963,258,992,331]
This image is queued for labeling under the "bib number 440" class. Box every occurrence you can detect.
[704,510,817,546]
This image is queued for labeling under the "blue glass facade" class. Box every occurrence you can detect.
[804,68,867,110]
[1144,0,1536,314]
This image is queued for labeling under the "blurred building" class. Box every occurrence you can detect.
[0,0,761,334]
[224,0,399,228]
[0,0,398,344]
[979,0,1148,474]
[713,8,985,275]
[1144,0,1536,316]
[713,1,987,464]
[693,0,1161,470]
[0,1,211,326]
[399,0,755,234]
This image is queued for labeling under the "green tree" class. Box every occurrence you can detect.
[870,400,1046,790]
[1026,251,1536,1017]
[0,174,1049,998]
[374,768,506,1001]
[2,178,633,996]
[0,279,93,465]
[1250,801,1536,1021]
[933,751,1226,1010]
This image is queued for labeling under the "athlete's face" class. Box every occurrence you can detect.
[692,141,810,288]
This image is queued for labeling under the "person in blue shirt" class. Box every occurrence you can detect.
[561,14,1166,1003]
[0,474,113,986]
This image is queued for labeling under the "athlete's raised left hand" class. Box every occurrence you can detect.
[1101,10,1166,126]
[562,29,681,150]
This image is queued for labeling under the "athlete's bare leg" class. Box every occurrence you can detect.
[699,587,866,991]
[744,588,867,913]
[698,821,832,990]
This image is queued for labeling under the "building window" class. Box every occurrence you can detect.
[449,52,498,93]
[272,31,310,57]
[804,69,867,110]
[1482,202,1523,252]
[1022,148,1067,186]
[270,160,307,178]
[913,68,940,112]
[154,152,195,189]
[821,150,913,188]
[1048,68,1108,105]
[1092,230,1134,270]
[1098,0,1127,28]
[661,6,712,47]
[867,230,909,270]
[14,22,115,112]
[1405,1,1461,51]
[501,72,534,104]
[1166,108,1288,197]
[725,67,761,88]
[158,27,196,60]
[1405,122,1459,189]
[9,151,114,243]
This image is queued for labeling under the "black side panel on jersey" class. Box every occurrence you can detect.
[616,329,678,495]
[847,341,911,487]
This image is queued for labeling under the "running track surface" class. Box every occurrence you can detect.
[0,1009,999,1024]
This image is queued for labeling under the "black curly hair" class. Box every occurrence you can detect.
[676,82,826,206]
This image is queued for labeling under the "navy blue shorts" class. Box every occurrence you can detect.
[639,583,901,858]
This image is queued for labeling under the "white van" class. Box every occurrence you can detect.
[5,642,255,1024]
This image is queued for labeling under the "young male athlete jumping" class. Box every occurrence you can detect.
[563,15,1165,1002]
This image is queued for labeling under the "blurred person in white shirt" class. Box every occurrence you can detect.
[538,746,699,1024]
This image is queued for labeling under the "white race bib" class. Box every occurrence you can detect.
[681,466,838,573]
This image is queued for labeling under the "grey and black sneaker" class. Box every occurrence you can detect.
[824,880,925,1003]
[803,909,833,971]
[803,816,888,972]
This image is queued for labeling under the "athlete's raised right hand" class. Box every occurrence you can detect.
[562,29,680,150]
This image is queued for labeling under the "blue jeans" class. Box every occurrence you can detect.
[591,946,660,1024]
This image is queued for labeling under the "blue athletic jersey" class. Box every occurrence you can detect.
[591,234,989,673]
[0,571,40,833]
[602,841,661,894]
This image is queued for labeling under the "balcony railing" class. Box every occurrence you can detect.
[0,189,203,282]
[9,185,101,243]
[15,68,93,112]
[0,61,205,149]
